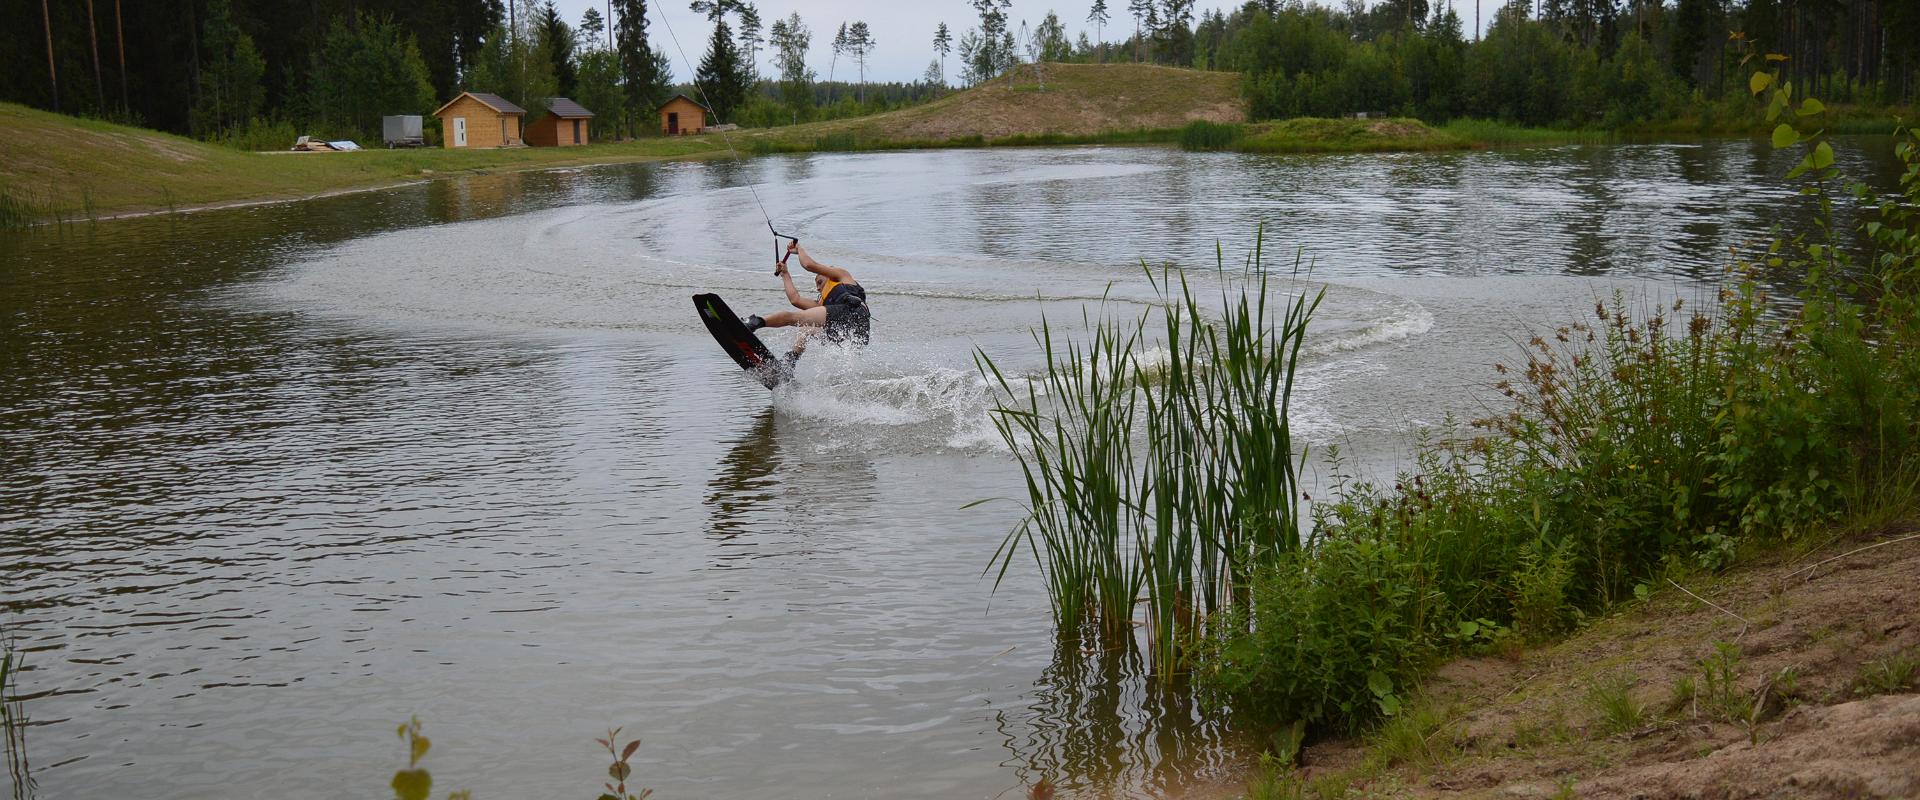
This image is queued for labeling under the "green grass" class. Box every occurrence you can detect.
[1585,674,1648,736]
[1363,701,1457,770]
[1852,648,1920,696]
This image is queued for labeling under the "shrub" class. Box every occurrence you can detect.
[208,116,299,151]
[1178,120,1244,151]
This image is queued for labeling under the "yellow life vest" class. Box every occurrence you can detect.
[818,279,841,305]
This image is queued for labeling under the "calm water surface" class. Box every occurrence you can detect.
[0,141,1898,798]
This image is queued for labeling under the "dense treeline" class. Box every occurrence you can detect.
[3,0,503,137]
[1183,0,1920,127]
[10,0,1914,144]
[953,0,1918,127]
[3,0,936,145]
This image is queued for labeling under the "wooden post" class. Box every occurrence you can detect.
[41,0,59,112]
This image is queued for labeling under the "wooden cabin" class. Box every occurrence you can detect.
[658,94,709,135]
[432,91,526,149]
[527,98,595,147]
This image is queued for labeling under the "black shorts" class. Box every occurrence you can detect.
[824,302,870,345]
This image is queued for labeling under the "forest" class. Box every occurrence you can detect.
[3,0,1914,146]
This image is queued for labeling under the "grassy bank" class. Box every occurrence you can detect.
[1177,117,1613,154]
[0,102,730,223]
[1,64,1247,224]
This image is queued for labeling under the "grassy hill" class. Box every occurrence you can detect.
[0,64,1249,223]
[770,62,1243,145]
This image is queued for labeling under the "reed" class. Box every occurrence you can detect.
[2,632,30,800]
[0,184,55,230]
[978,231,1321,673]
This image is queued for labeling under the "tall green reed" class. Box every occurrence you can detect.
[2,632,30,800]
[978,232,1322,674]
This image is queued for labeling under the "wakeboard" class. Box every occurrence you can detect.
[693,293,793,389]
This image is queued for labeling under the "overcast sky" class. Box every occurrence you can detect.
[541,1,1495,85]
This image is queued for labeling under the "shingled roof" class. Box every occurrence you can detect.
[432,91,527,117]
[544,98,595,118]
[657,93,711,112]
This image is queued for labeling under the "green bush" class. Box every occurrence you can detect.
[208,116,299,151]
[1201,533,1440,733]
[1196,87,1920,738]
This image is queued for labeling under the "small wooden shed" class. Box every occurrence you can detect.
[658,94,709,135]
[432,91,527,149]
[527,98,595,147]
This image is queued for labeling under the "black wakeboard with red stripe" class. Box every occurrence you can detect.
[693,293,793,389]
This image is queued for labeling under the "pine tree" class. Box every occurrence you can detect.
[1128,0,1151,61]
[846,21,874,102]
[967,0,1014,80]
[612,0,662,135]
[39,0,58,113]
[579,7,606,48]
[536,1,576,97]
[690,0,749,121]
[829,22,848,101]
[737,3,763,82]
[933,22,952,85]
[1088,0,1111,48]
[84,0,105,113]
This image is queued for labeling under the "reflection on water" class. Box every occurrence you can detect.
[1000,641,1237,798]
[0,139,1904,799]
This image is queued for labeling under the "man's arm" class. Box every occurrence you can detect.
[778,264,819,309]
[792,244,855,284]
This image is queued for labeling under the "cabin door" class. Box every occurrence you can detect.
[668,112,679,135]
[452,117,467,147]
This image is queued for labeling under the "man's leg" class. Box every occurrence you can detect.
[744,307,827,331]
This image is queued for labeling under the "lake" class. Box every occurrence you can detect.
[0,140,1898,798]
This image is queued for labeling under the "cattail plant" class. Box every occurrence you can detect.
[979,230,1321,675]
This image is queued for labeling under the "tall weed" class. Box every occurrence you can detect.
[3,632,32,800]
[979,232,1319,674]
